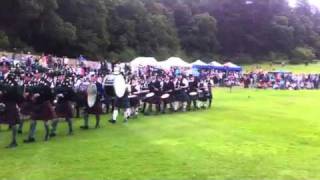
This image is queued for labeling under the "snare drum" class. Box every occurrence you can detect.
[146,92,155,98]
[161,93,170,99]
[189,92,198,96]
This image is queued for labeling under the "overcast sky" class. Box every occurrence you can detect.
[288,0,320,8]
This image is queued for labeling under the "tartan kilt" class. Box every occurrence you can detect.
[149,95,161,104]
[199,91,211,102]
[0,102,20,125]
[75,92,87,108]
[31,101,56,121]
[175,91,190,102]
[86,101,103,115]
[55,101,73,118]
[20,101,33,116]
[188,92,199,101]
[129,96,140,107]
[115,96,130,108]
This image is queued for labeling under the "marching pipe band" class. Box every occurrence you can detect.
[0,61,213,148]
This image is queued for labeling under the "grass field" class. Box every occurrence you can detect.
[243,62,320,73]
[0,88,320,180]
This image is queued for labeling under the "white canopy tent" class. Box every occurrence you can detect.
[158,57,191,69]
[131,57,158,67]
[130,57,158,71]
[191,60,208,66]
[224,62,238,68]
[224,62,242,71]
[210,61,223,67]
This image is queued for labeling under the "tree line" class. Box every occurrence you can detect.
[0,0,320,64]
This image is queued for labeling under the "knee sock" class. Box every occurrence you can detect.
[113,109,119,121]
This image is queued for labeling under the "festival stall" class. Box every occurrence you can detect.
[191,60,211,69]
[223,62,242,72]
[130,57,158,71]
[210,61,224,71]
[159,57,191,68]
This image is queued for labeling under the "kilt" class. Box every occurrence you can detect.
[188,92,199,101]
[86,101,103,115]
[199,91,211,101]
[31,101,56,121]
[115,96,130,108]
[175,91,189,102]
[55,101,73,118]
[75,92,87,108]
[149,95,161,104]
[129,96,140,107]
[0,102,20,125]
[20,101,33,116]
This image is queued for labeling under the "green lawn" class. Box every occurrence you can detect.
[0,88,320,180]
[243,63,320,73]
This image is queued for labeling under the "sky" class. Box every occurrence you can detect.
[288,0,320,8]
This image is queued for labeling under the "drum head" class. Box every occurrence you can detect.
[87,83,97,108]
[128,95,137,99]
[146,92,155,98]
[114,75,126,98]
[189,92,198,96]
[161,94,170,99]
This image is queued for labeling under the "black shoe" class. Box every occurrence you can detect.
[108,120,116,124]
[23,138,36,143]
[80,126,89,130]
[6,142,18,149]
[49,133,56,137]
[18,130,23,134]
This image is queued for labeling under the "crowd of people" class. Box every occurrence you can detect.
[241,72,320,90]
[0,52,319,149]
[0,53,213,149]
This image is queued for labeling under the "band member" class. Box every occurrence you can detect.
[50,77,75,137]
[80,73,103,129]
[161,76,174,113]
[0,62,22,148]
[109,68,131,123]
[74,77,88,118]
[174,74,189,112]
[198,78,212,108]
[187,75,199,110]
[128,78,140,118]
[143,75,161,115]
[24,75,56,143]
[17,72,33,134]
[206,77,213,108]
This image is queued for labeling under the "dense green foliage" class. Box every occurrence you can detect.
[1,88,320,179]
[1,0,320,63]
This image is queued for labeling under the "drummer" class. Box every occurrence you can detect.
[161,76,174,113]
[109,67,131,124]
[80,73,103,130]
[187,75,199,110]
[144,75,161,115]
[128,78,140,118]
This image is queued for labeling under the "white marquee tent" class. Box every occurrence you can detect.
[158,57,191,69]
[191,60,208,66]
[210,61,223,67]
[131,57,158,67]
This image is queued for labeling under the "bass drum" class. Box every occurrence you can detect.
[103,74,126,98]
[87,83,97,108]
